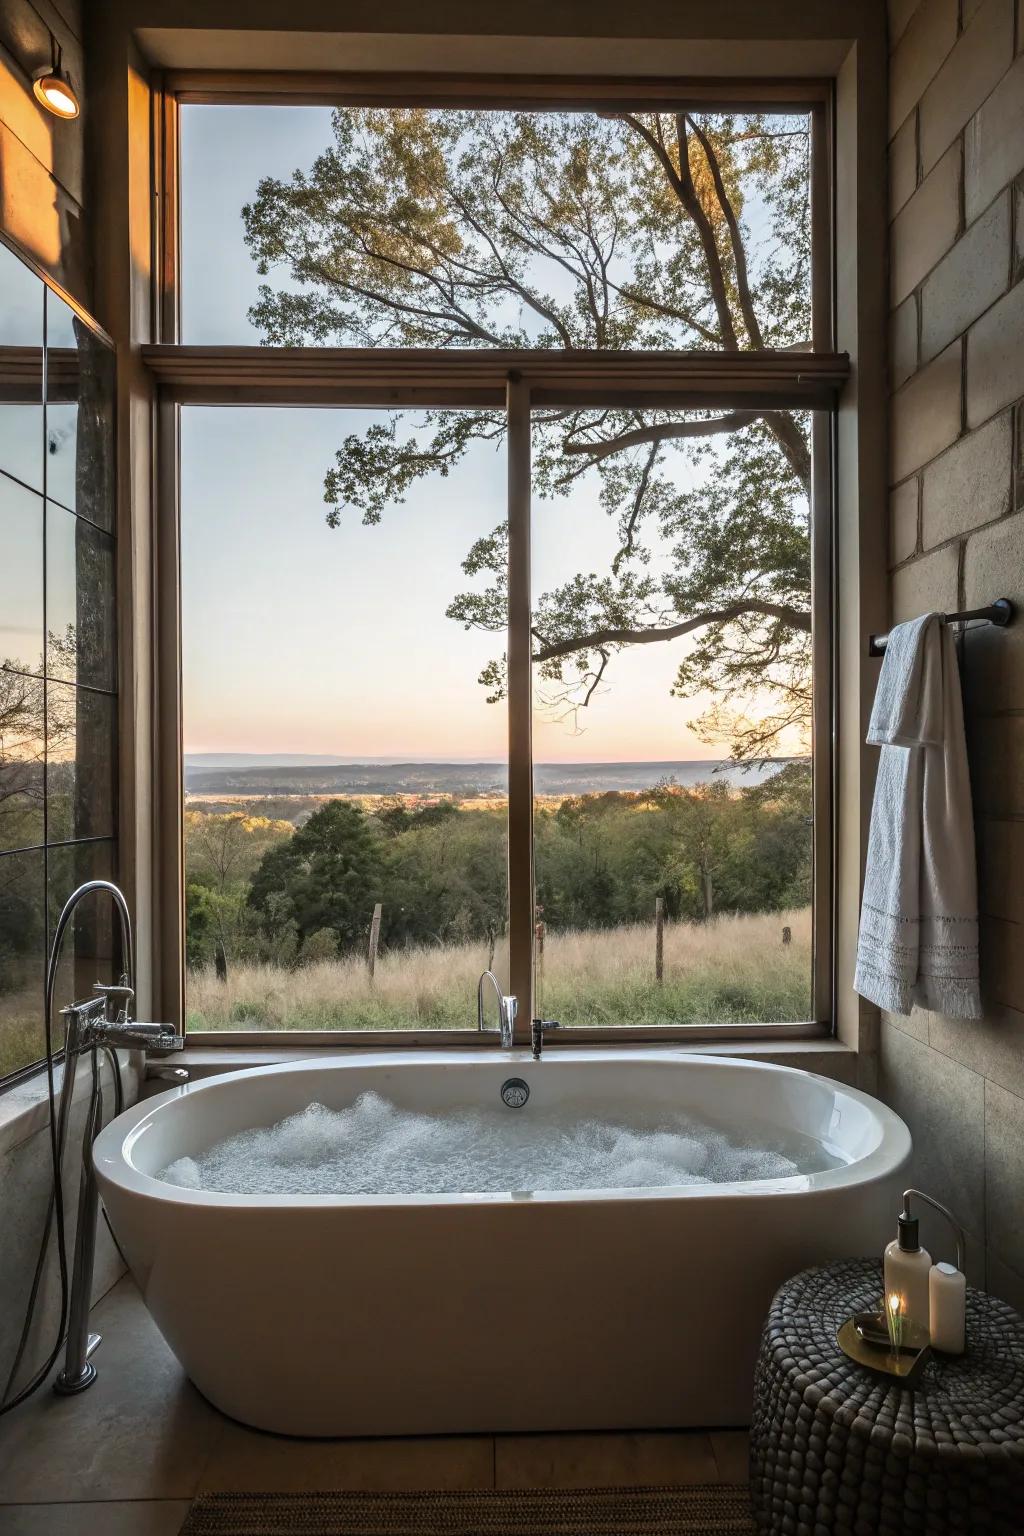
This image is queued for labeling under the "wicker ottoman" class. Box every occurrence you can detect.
[750,1258,1024,1535]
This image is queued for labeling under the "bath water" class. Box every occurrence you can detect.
[159,1091,845,1196]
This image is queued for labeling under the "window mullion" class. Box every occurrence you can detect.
[506,374,534,1040]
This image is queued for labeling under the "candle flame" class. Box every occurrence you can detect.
[888,1292,903,1316]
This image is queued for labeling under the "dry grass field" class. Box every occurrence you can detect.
[186,906,812,1032]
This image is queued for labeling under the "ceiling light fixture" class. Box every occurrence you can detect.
[33,37,79,120]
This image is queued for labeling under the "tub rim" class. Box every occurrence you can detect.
[93,1049,911,1211]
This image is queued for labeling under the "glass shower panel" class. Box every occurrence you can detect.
[0,241,43,494]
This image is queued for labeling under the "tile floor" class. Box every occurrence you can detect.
[0,1277,750,1535]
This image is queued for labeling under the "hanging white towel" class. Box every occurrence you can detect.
[854,612,982,1019]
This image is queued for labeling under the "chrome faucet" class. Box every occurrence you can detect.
[530,1017,561,1059]
[46,881,180,1398]
[477,970,517,1048]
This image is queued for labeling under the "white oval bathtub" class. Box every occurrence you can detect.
[93,1050,910,1436]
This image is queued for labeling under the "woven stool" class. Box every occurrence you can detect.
[750,1258,1024,1535]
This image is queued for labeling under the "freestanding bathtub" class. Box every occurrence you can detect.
[93,1050,910,1436]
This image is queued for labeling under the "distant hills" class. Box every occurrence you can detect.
[184,756,805,798]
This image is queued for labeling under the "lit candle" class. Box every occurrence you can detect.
[929,1263,966,1354]
[886,1291,904,1352]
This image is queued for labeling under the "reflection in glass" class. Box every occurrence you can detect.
[46,682,116,844]
[181,406,508,1032]
[0,250,119,1083]
[47,838,116,1020]
[0,673,45,853]
[0,242,44,492]
[46,502,116,688]
[0,849,46,1078]
[0,474,44,674]
[45,290,115,528]
[530,411,814,1026]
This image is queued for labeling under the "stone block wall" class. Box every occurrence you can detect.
[883,0,1024,1304]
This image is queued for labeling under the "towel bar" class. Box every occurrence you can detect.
[869,598,1014,657]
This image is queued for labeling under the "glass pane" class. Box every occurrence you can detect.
[46,682,116,843]
[0,849,46,1078]
[0,242,44,492]
[46,502,116,688]
[45,290,115,527]
[47,839,117,1019]
[531,409,814,1026]
[0,672,45,853]
[181,407,509,1034]
[0,473,44,675]
[181,105,811,351]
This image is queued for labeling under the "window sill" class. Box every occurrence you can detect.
[156,1037,856,1089]
[0,1050,140,1160]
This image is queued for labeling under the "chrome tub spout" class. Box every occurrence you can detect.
[477,971,517,1048]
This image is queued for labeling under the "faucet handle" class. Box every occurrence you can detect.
[530,1018,561,1058]
[93,980,135,1022]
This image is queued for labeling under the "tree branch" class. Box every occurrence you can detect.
[583,649,611,707]
[562,411,760,464]
[684,114,764,350]
[609,281,721,345]
[613,114,738,352]
[612,440,659,574]
[532,599,811,664]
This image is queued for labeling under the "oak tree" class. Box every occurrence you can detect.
[243,107,813,760]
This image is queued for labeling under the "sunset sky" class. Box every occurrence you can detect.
[179,106,799,765]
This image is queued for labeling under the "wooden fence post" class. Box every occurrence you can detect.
[655,896,665,984]
[782,925,792,946]
[215,940,228,984]
[368,903,382,978]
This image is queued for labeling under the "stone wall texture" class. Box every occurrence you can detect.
[883,0,1024,1307]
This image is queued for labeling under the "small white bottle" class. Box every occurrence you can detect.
[883,1206,932,1336]
[929,1262,966,1354]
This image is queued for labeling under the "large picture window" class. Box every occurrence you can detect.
[155,79,841,1041]
[0,239,118,1083]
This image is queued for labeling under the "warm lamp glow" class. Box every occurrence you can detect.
[33,69,80,119]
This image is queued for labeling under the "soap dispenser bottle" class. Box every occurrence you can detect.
[883,1196,932,1334]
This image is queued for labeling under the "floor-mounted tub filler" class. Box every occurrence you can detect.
[93,1051,910,1436]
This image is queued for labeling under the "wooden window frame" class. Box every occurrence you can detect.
[146,73,846,1048]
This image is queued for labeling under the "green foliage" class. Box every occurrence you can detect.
[186,766,812,978]
[184,881,218,970]
[536,764,812,931]
[301,927,343,963]
[248,800,385,954]
[241,107,815,762]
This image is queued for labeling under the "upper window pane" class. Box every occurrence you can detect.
[181,105,812,351]
[45,291,116,527]
[0,241,44,492]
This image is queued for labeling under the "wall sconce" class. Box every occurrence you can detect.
[33,37,80,120]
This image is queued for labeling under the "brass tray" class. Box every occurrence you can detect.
[836,1312,932,1386]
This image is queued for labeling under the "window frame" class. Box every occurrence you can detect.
[147,73,844,1048]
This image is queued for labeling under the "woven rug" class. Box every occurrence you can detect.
[179,1484,756,1535]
